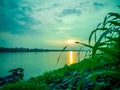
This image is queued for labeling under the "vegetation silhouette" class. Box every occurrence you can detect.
[0,47,88,53]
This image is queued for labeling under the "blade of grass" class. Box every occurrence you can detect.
[108,12,120,19]
[56,44,69,64]
[84,48,92,58]
[108,21,120,26]
[92,29,114,57]
[103,15,108,27]
[106,36,119,42]
[78,46,83,62]
[98,47,120,57]
[75,42,93,48]
[89,28,108,44]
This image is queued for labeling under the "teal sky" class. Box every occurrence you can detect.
[0,0,120,49]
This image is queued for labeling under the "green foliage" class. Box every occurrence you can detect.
[75,10,120,90]
[92,11,120,57]
[43,72,57,84]
[93,83,105,90]
[76,10,120,59]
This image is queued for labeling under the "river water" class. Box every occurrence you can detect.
[0,51,85,80]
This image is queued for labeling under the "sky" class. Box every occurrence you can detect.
[0,0,120,49]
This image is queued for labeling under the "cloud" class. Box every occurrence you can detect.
[93,2,104,10]
[52,3,59,7]
[93,2,104,7]
[0,0,119,48]
[0,0,42,34]
[59,8,81,17]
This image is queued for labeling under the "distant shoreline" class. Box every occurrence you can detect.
[0,47,90,53]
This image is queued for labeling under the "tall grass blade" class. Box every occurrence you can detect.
[103,15,108,27]
[94,23,102,43]
[75,42,93,49]
[108,12,120,19]
[92,29,120,57]
[92,30,112,57]
[78,46,83,62]
[106,36,119,42]
[84,48,92,58]
[89,28,108,44]
[94,31,97,43]
[56,44,69,64]
[117,5,120,8]
[98,47,120,57]
[108,21,120,26]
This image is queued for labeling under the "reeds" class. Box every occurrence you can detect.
[76,11,120,59]
[56,8,120,90]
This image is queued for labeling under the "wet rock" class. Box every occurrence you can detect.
[49,79,62,89]
[80,78,95,90]
[97,75,105,82]
[49,61,120,90]
[83,68,92,74]
[54,84,63,90]
[62,78,70,86]
[49,71,81,90]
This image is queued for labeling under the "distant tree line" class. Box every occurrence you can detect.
[0,47,88,52]
[0,47,49,52]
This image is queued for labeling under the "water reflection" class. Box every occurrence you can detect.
[67,51,76,65]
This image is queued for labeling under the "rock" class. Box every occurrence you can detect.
[80,78,95,90]
[49,83,56,88]
[49,79,62,89]
[83,69,92,76]
[55,79,62,84]
[49,62,120,90]
[54,84,63,90]
[97,75,105,82]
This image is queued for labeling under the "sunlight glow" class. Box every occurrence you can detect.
[67,51,77,65]
[67,51,76,66]
[67,40,74,45]
[70,51,73,64]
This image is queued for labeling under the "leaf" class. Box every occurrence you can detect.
[117,5,120,8]
[97,42,107,46]
[84,48,92,58]
[97,23,102,28]
[92,30,113,58]
[92,29,120,58]
[108,12,120,19]
[108,21,120,26]
[56,44,69,64]
[78,46,83,62]
[89,28,108,44]
[106,36,119,42]
[75,42,93,48]
[94,31,97,43]
[103,15,108,27]
[98,47,120,57]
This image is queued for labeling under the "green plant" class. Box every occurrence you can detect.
[75,9,120,90]
[76,11,120,59]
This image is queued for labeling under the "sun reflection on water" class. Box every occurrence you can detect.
[67,51,76,65]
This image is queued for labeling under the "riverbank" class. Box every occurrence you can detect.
[0,53,120,90]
